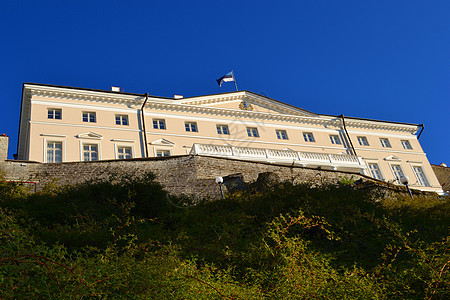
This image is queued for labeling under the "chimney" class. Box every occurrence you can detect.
[0,134,8,161]
[111,86,121,92]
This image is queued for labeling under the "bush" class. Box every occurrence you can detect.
[0,173,448,298]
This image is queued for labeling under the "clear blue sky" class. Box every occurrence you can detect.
[1,1,448,164]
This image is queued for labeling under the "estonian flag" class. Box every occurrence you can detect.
[216,71,235,87]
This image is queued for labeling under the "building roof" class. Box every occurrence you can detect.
[22,82,422,129]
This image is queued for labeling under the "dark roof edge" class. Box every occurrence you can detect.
[22,82,173,99]
[321,113,421,128]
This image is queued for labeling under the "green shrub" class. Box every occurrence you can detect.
[0,173,448,298]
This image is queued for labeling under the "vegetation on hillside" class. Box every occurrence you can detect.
[0,172,449,299]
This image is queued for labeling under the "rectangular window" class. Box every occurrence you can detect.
[153,119,166,130]
[83,112,96,123]
[303,132,315,142]
[357,136,369,146]
[413,166,430,187]
[401,140,412,150]
[329,135,341,144]
[185,122,198,132]
[391,165,404,182]
[216,125,230,135]
[117,146,132,159]
[247,127,259,137]
[276,130,288,140]
[83,144,98,161]
[380,138,391,148]
[46,141,62,163]
[156,150,170,157]
[48,109,62,120]
[368,163,383,180]
[115,115,129,125]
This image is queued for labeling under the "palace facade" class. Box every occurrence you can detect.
[17,83,443,194]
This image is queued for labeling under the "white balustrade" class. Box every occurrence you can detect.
[190,143,363,171]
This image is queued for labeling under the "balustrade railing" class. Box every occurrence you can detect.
[190,143,364,170]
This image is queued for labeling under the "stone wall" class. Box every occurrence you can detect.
[1,155,382,199]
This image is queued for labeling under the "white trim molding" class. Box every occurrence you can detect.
[111,138,135,143]
[76,132,103,140]
[150,138,175,147]
[40,133,67,138]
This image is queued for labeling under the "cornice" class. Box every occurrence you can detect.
[145,101,417,133]
[343,118,418,134]
[22,84,419,134]
[24,84,147,106]
[145,100,337,126]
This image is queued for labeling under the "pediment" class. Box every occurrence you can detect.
[150,138,175,146]
[179,91,317,117]
[201,99,314,116]
[384,155,402,162]
[76,132,102,140]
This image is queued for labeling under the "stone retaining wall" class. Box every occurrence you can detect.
[1,155,380,199]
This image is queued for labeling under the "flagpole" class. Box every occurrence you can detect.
[232,70,239,91]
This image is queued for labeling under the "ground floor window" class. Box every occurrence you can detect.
[156,150,170,157]
[391,164,404,182]
[413,166,430,187]
[117,146,132,159]
[47,141,62,163]
[368,163,383,180]
[83,144,98,161]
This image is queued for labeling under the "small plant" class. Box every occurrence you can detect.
[338,175,355,185]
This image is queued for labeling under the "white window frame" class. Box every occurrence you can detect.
[329,135,341,145]
[153,119,166,130]
[114,144,135,160]
[115,115,129,126]
[185,122,198,132]
[216,124,230,135]
[401,140,413,150]
[82,111,97,123]
[247,127,259,137]
[43,138,65,163]
[357,136,369,146]
[380,138,391,148]
[154,148,172,157]
[276,130,288,140]
[411,165,430,187]
[367,163,384,180]
[390,164,405,183]
[303,132,315,142]
[79,141,101,161]
[47,108,62,120]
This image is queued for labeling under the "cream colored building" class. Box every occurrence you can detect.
[17,83,443,194]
